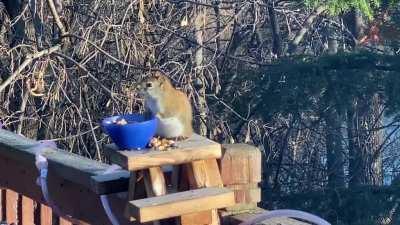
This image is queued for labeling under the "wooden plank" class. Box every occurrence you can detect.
[224,183,259,190]
[104,134,222,171]
[143,168,166,225]
[5,189,18,224]
[127,187,235,223]
[124,172,139,222]
[0,129,130,195]
[90,170,130,194]
[21,196,34,225]
[148,167,167,196]
[220,144,261,185]
[0,189,2,221]
[191,159,223,188]
[224,184,261,204]
[40,204,52,225]
[232,188,261,204]
[189,159,224,225]
[0,155,132,225]
[59,217,72,225]
[180,211,212,225]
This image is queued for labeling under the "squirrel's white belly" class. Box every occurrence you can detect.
[156,116,184,138]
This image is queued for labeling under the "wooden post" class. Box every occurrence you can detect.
[0,189,2,221]
[21,196,34,225]
[40,204,52,225]
[143,167,166,225]
[5,189,18,224]
[181,159,224,225]
[219,144,261,212]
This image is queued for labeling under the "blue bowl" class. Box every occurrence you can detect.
[101,114,157,150]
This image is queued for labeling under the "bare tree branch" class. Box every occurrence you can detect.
[0,44,61,93]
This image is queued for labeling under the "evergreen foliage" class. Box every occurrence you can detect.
[304,0,399,19]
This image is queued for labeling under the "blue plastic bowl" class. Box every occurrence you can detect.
[101,114,157,150]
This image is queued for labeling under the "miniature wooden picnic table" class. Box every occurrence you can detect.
[104,134,235,225]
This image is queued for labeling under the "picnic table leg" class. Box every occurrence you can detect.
[143,166,167,225]
[124,171,137,221]
[180,159,223,225]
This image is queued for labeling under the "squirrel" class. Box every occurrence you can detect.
[137,71,193,140]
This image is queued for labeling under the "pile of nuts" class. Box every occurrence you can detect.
[113,118,128,125]
[148,137,177,151]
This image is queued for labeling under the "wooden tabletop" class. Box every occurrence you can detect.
[104,134,222,171]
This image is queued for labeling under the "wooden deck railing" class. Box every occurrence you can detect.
[0,129,132,225]
[0,189,72,225]
[0,129,266,225]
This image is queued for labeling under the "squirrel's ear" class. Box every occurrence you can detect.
[154,71,161,79]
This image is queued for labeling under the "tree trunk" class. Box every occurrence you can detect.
[193,2,208,136]
[325,108,345,188]
[288,5,327,54]
[344,8,365,48]
[267,0,282,57]
[348,94,384,187]
[4,0,25,46]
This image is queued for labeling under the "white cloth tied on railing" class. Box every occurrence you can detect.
[32,140,122,225]
[32,140,82,224]
[100,164,122,225]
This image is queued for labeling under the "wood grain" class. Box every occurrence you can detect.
[148,167,167,196]
[0,189,2,221]
[185,159,227,225]
[105,134,222,170]
[220,144,261,185]
[21,196,34,225]
[180,211,212,225]
[40,204,52,225]
[128,187,235,223]
[5,189,18,224]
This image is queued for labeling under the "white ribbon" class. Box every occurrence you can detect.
[238,209,331,225]
[32,140,122,225]
[100,164,122,225]
[32,140,82,225]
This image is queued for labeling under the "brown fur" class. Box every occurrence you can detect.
[138,72,193,138]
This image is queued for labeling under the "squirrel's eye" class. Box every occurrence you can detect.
[146,82,153,88]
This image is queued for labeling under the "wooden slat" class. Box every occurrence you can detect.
[0,155,131,225]
[40,204,52,225]
[59,217,72,225]
[187,159,224,225]
[124,172,138,221]
[127,187,235,223]
[147,167,167,196]
[90,170,130,194]
[0,129,130,195]
[21,196,34,225]
[104,134,222,170]
[190,159,223,188]
[5,189,18,224]
[232,188,261,204]
[180,211,212,225]
[220,144,261,185]
[0,189,3,221]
